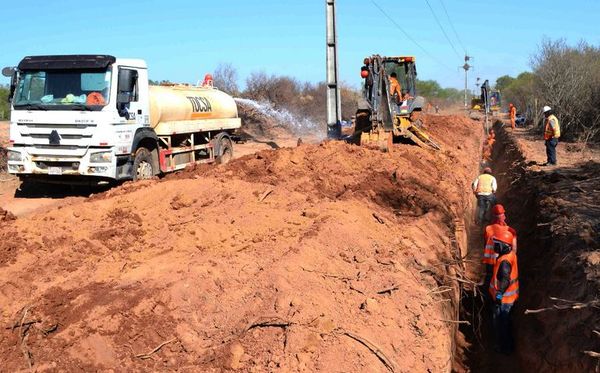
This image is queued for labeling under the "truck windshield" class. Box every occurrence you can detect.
[13,69,111,110]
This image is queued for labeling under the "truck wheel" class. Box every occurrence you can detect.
[133,147,154,181]
[216,137,233,164]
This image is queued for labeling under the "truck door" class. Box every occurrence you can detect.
[116,67,143,123]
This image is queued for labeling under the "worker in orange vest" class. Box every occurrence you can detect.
[472,167,497,224]
[509,103,517,129]
[202,73,213,87]
[488,229,519,354]
[543,105,561,166]
[483,204,517,287]
[389,73,402,104]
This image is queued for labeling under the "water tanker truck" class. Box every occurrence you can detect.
[2,55,241,185]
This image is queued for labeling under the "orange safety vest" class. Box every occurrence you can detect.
[509,106,516,118]
[389,77,402,98]
[483,224,516,265]
[544,114,560,140]
[489,250,519,304]
[475,174,495,194]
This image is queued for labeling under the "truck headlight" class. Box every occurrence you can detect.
[90,151,113,163]
[7,150,22,162]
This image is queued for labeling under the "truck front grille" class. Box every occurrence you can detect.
[35,161,80,170]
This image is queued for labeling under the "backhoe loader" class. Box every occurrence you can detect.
[354,55,441,151]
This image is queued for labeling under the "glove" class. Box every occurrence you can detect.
[495,293,503,304]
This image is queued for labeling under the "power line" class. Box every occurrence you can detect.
[370,0,453,72]
[438,0,467,53]
[423,0,461,60]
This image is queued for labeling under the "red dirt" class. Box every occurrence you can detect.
[0,114,484,371]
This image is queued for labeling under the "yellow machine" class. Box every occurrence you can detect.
[355,55,441,151]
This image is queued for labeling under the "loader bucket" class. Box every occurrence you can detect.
[360,129,392,152]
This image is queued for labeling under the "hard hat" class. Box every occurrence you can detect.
[483,167,492,174]
[543,105,552,113]
[492,204,505,215]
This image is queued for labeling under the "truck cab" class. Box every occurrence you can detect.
[3,55,238,185]
[3,55,153,184]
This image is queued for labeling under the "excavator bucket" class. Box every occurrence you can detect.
[360,128,392,152]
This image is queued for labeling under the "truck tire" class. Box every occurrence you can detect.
[132,147,154,181]
[216,136,233,165]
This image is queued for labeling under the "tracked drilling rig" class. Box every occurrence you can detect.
[354,55,441,151]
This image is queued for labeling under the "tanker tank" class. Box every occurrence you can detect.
[148,85,241,135]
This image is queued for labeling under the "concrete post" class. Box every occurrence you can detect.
[326,0,341,139]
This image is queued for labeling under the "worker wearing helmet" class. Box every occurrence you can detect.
[483,204,517,288]
[488,229,519,354]
[202,74,213,87]
[472,167,497,224]
[389,72,402,104]
[509,103,517,129]
[543,106,561,166]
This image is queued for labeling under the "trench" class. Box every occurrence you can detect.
[455,122,544,372]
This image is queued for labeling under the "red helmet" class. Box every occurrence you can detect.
[492,204,505,215]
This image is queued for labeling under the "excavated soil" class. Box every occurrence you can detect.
[0,115,484,372]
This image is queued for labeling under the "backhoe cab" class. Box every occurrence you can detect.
[354,55,440,151]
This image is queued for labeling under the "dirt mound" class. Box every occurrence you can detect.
[0,115,483,371]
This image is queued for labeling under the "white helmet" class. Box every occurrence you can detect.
[543,105,552,113]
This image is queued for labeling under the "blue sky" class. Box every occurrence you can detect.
[1,0,599,91]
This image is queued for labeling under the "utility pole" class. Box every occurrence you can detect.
[326,0,341,139]
[461,54,472,109]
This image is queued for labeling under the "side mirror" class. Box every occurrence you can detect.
[2,67,15,77]
[2,66,17,102]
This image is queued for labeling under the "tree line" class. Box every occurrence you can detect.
[496,39,600,142]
